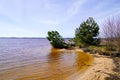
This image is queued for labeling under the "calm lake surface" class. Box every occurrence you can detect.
[0,38,93,80]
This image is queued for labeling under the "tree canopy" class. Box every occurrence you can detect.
[47,17,100,49]
[74,17,100,47]
[47,31,67,49]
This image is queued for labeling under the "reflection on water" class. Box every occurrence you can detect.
[0,48,93,80]
[0,39,93,80]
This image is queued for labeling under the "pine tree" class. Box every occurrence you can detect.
[47,31,67,48]
[74,17,100,47]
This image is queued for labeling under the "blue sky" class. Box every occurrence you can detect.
[0,0,120,37]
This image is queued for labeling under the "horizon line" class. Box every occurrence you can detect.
[0,37,73,39]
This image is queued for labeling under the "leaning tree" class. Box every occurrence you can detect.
[47,31,67,49]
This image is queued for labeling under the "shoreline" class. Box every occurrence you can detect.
[0,48,94,80]
[77,54,120,80]
[50,48,120,80]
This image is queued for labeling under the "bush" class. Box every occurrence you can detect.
[103,16,120,51]
[88,45,107,53]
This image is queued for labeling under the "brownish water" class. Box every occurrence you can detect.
[0,38,93,80]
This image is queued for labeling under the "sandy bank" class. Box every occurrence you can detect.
[77,54,120,80]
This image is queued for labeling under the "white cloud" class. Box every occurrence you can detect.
[31,16,60,26]
[39,20,59,25]
[0,0,120,37]
[44,0,60,10]
[94,7,120,24]
[66,0,87,18]
[0,22,39,37]
[56,0,87,24]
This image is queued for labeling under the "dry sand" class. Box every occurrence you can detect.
[77,54,120,80]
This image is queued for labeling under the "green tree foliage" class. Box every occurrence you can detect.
[47,31,67,48]
[74,17,100,47]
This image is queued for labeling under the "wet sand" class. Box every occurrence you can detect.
[77,54,120,80]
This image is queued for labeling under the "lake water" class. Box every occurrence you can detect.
[0,38,93,80]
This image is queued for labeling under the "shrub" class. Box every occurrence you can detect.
[103,16,120,52]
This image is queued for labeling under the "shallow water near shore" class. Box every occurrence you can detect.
[0,38,93,80]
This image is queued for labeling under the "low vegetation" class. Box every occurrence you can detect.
[88,45,120,57]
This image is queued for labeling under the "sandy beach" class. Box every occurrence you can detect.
[77,54,120,80]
